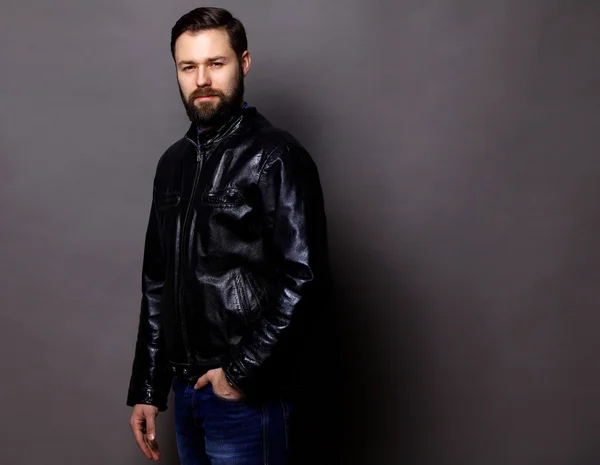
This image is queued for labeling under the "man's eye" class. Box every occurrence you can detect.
[183,66,195,71]
[210,62,223,67]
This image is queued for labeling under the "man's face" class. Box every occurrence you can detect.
[174,29,251,128]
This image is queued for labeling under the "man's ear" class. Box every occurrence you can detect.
[241,50,251,77]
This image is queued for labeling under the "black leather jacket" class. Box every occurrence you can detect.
[126,106,331,410]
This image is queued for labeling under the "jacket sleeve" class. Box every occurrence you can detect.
[221,143,331,394]
[126,191,172,411]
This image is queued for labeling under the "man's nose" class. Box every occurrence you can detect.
[196,67,211,87]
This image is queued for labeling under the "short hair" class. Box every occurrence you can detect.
[170,7,248,60]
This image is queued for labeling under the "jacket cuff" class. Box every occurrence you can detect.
[126,388,169,412]
[222,359,250,396]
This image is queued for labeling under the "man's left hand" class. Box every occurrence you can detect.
[194,368,244,400]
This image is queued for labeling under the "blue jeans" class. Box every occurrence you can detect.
[172,378,296,465]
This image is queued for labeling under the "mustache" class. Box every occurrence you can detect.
[189,88,224,100]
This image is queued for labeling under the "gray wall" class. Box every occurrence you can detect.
[2,0,600,464]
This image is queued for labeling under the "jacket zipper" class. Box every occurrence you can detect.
[178,133,204,365]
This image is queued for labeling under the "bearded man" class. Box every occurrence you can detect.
[126,6,332,465]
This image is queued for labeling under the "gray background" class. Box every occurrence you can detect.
[2,0,600,464]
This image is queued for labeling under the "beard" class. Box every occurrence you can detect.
[179,64,245,129]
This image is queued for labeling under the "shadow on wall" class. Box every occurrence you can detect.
[256,86,430,465]
[330,237,430,465]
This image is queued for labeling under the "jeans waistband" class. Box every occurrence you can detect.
[167,361,218,380]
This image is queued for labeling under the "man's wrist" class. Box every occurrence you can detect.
[222,367,242,393]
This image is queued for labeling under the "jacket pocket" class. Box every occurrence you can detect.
[201,188,244,208]
[234,272,265,319]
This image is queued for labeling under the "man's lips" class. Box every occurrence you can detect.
[194,95,218,101]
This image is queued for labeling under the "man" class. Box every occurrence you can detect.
[126,7,332,465]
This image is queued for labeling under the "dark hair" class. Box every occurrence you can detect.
[170,7,248,61]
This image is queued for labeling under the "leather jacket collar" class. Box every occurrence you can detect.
[184,105,256,147]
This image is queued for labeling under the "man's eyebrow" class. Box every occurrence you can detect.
[177,56,228,67]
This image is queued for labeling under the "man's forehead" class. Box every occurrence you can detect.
[174,29,234,61]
